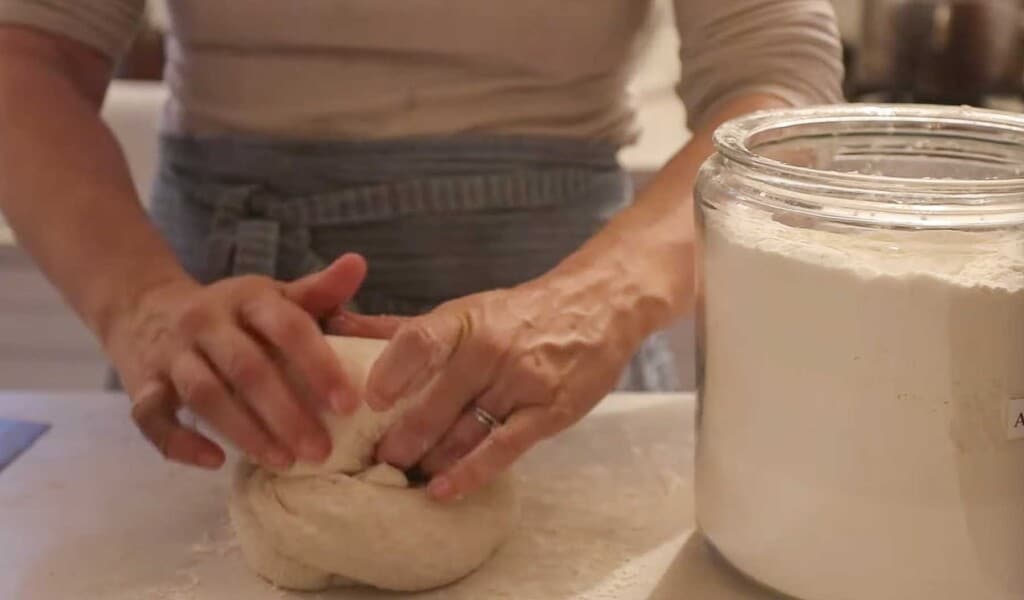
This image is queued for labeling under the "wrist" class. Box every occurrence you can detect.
[543,201,696,335]
[528,239,688,354]
[599,236,693,342]
[86,263,196,348]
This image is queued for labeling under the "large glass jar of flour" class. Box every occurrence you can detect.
[695,105,1024,600]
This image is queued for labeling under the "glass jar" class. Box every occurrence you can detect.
[694,104,1024,600]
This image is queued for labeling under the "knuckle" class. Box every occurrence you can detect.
[252,286,283,306]
[511,350,560,395]
[396,320,438,354]
[546,400,579,432]
[221,349,264,386]
[517,365,549,392]
[130,395,161,428]
[129,401,148,426]
[235,275,274,291]
[130,399,159,436]
[472,328,504,358]
[177,372,219,409]
[399,411,436,441]
[240,288,285,321]
[175,300,212,335]
[270,312,310,342]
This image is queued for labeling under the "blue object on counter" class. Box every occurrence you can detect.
[0,419,49,473]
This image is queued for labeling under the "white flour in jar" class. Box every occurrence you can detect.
[696,203,1024,600]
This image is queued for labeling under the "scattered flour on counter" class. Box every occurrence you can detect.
[188,518,239,558]
[410,400,693,600]
[109,518,238,600]
[111,398,691,600]
[697,203,1024,600]
[118,570,200,600]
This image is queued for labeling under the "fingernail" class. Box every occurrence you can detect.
[428,476,453,499]
[300,436,331,462]
[265,447,293,469]
[197,450,223,469]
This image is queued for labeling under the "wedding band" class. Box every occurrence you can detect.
[471,405,503,430]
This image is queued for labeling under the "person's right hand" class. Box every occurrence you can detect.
[102,254,368,471]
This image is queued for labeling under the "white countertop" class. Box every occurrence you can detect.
[0,391,785,600]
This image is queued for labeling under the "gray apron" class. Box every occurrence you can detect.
[144,134,680,391]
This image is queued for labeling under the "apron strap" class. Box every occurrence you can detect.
[196,170,610,281]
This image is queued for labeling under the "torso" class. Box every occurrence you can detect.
[160,0,656,143]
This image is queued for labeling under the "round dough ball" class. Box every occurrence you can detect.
[228,335,520,592]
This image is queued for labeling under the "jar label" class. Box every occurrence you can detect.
[1009,398,1024,441]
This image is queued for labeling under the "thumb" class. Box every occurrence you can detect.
[325,310,407,339]
[284,253,368,318]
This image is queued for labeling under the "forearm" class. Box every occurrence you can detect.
[0,30,190,341]
[537,93,789,343]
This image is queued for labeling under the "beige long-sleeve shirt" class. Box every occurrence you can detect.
[0,0,842,145]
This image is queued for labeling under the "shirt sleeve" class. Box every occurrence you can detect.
[673,0,845,130]
[0,0,146,59]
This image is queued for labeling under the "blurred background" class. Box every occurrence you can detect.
[2,0,1023,389]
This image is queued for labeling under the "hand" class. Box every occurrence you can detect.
[328,276,648,501]
[105,254,368,471]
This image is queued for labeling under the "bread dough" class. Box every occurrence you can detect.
[228,336,520,592]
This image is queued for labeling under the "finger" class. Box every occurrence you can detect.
[364,313,466,411]
[196,327,332,464]
[473,351,554,413]
[374,351,490,469]
[427,407,543,501]
[240,291,356,414]
[130,379,225,469]
[283,253,368,318]
[420,338,560,474]
[418,409,493,476]
[324,310,408,340]
[419,382,517,475]
[169,351,293,469]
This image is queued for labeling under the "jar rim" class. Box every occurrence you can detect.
[711,104,1024,228]
[715,104,1024,197]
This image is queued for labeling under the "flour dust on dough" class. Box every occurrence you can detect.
[228,336,520,592]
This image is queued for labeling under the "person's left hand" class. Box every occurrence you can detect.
[327,278,649,501]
